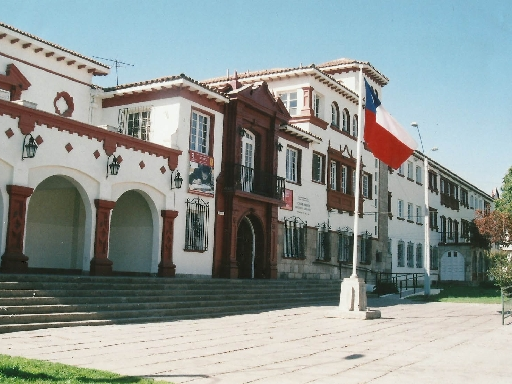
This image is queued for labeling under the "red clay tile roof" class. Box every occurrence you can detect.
[0,22,109,70]
[102,73,228,100]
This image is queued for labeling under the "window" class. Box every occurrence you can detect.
[338,227,353,263]
[461,219,470,241]
[312,152,325,183]
[416,243,423,268]
[416,205,422,224]
[185,198,209,251]
[118,107,151,141]
[397,240,405,267]
[342,109,350,132]
[407,161,413,180]
[330,160,338,190]
[352,114,358,137]
[440,216,447,242]
[128,111,150,140]
[398,164,404,176]
[362,173,372,199]
[416,166,422,184]
[461,188,469,208]
[407,203,413,221]
[447,218,453,239]
[470,195,474,209]
[286,147,301,183]
[398,200,404,219]
[316,223,330,261]
[430,208,438,230]
[341,165,348,193]
[352,170,356,196]
[428,171,438,191]
[313,93,321,118]
[284,217,307,258]
[331,102,340,127]
[190,111,210,154]
[280,92,298,115]
[407,241,414,267]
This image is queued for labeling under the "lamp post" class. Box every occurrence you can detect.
[411,122,438,295]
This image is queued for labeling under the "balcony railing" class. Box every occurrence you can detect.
[440,193,459,211]
[225,163,285,200]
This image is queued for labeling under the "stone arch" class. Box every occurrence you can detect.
[25,175,88,271]
[109,189,158,274]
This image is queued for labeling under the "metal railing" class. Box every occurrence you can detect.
[224,163,285,200]
[376,272,422,298]
[502,285,512,325]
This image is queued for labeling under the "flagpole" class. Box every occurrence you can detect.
[351,65,365,278]
[331,65,380,319]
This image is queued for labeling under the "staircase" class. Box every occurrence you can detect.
[0,274,341,333]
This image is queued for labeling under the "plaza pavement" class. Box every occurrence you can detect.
[0,295,510,384]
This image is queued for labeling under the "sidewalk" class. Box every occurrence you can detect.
[0,297,510,384]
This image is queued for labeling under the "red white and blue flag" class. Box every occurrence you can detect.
[364,79,417,169]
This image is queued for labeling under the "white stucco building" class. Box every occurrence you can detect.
[0,22,493,283]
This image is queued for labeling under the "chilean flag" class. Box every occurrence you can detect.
[364,79,417,169]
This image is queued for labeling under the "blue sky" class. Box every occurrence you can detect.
[2,0,510,196]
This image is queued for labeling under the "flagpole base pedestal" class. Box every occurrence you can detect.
[325,277,381,320]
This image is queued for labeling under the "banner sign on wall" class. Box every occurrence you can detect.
[281,188,293,210]
[189,150,214,195]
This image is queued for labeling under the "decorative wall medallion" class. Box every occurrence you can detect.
[53,91,74,117]
[5,128,14,138]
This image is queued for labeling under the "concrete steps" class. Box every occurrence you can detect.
[0,274,341,333]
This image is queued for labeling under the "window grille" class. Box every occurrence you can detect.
[337,227,353,263]
[430,246,439,270]
[360,231,372,264]
[185,198,209,251]
[316,223,331,261]
[407,241,414,267]
[416,243,423,268]
[397,240,405,267]
[284,217,307,259]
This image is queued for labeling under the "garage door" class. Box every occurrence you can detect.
[440,251,465,281]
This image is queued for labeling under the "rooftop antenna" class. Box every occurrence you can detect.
[93,56,134,86]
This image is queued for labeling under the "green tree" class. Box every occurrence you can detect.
[474,166,512,287]
[487,251,512,287]
[495,166,512,215]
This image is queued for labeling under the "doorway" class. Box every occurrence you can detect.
[236,215,266,278]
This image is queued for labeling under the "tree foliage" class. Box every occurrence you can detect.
[487,251,512,287]
[474,210,512,247]
[494,166,512,215]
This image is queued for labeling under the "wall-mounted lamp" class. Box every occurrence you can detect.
[170,170,183,190]
[238,126,246,137]
[106,155,120,178]
[22,133,38,160]
[276,141,283,152]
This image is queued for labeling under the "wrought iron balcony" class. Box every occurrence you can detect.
[225,163,285,200]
